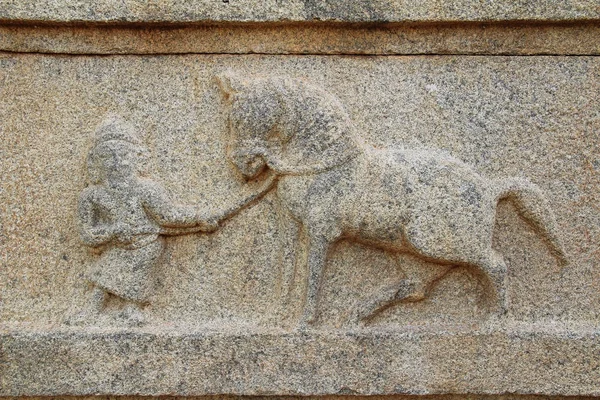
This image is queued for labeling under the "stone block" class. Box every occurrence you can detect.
[0,3,599,398]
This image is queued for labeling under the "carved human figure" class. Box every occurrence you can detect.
[217,72,568,327]
[74,115,274,325]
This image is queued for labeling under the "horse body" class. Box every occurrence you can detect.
[277,147,508,324]
[279,148,497,254]
[216,73,567,327]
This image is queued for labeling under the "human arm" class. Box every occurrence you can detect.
[142,180,217,232]
[212,170,277,223]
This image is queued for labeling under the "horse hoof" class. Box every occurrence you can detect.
[395,281,426,302]
[404,291,426,302]
[118,304,146,327]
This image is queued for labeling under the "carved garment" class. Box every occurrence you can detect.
[87,235,163,303]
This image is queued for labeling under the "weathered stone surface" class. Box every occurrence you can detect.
[1,0,600,396]
[1,397,597,400]
[0,51,599,395]
[0,0,599,23]
[2,328,600,396]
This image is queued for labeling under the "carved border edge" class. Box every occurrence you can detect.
[1,330,599,396]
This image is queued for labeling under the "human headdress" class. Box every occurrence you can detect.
[86,114,147,184]
[93,114,143,148]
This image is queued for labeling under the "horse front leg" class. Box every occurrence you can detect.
[299,235,330,328]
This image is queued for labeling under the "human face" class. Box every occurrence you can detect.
[96,141,142,183]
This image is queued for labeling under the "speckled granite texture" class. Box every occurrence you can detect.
[1,397,598,400]
[0,1,599,398]
[1,52,599,396]
[1,23,599,55]
[0,0,599,23]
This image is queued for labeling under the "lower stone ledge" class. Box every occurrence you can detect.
[1,326,599,396]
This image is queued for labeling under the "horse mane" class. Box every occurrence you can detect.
[275,78,354,140]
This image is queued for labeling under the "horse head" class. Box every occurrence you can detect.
[216,72,359,179]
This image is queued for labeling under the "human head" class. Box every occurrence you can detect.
[86,115,148,184]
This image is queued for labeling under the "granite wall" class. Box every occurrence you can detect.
[0,1,599,398]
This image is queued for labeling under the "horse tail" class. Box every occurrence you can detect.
[494,178,568,266]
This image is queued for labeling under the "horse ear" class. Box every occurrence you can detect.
[215,71,246,100]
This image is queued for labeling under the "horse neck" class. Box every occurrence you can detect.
[281,127,361,176]
[274,153,363,224]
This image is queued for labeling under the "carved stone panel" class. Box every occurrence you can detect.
[1,52,599,395]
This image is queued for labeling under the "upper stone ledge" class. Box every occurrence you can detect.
[0,0,599,24]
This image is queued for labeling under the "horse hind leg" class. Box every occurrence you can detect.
[345,278,418,326]
[345,255,451,326]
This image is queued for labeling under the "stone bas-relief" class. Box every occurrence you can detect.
[1,53,599,396]
[0,55,597,329]
[66,72,568,329]
[218,73,567,327]
[71,114,274,326]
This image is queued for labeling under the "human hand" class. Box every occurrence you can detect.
[202,217,219,232]
[111,222,134,243]
[196,212,219,232]
[247,169,277,195]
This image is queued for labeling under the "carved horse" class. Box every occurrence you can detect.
[216,73,568,326]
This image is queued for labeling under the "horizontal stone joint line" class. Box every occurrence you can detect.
[0,50,599,57]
